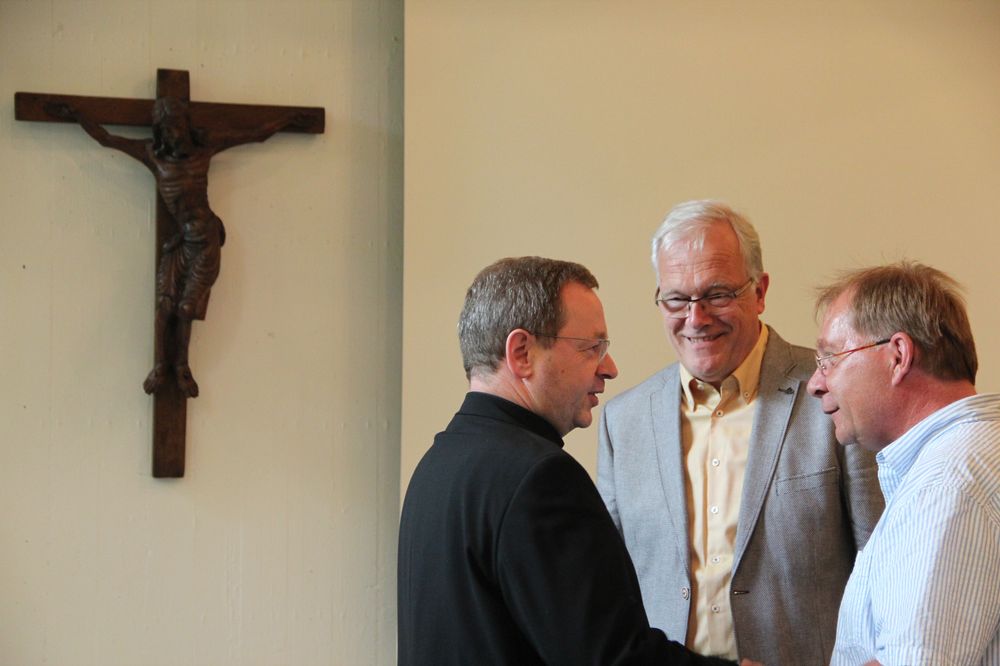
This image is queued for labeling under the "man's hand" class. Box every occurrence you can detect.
[740,660,764,666]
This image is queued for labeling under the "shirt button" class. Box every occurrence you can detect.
[711,555,721,564]
[712,605,721,613]
[681,587,690,600]
[715,410,724,417]
[710,505,720,515]
[711,458,720,467]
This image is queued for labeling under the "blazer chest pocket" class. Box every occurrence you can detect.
[774,466,839,495]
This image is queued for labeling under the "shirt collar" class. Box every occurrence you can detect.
[876,393,1000,501]
[680,324,769,408]
[460,391,565,447]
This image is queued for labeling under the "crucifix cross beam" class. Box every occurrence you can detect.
[15,68,324,478]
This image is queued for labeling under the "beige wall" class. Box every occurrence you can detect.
[403,1,1000,488]
[1,1,401,664]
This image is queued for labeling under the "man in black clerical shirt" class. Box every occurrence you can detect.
[398,256,757,666]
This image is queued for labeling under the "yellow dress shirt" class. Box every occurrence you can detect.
[679,325,768,659]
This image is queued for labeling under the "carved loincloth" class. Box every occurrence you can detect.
[156,221,222,321]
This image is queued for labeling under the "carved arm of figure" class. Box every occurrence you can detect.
[44,101,149,164]
[210,110,319,153]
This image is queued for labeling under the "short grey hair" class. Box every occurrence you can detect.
[458,256,598,380]
[650,200,763,280]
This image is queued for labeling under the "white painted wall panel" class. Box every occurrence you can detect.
[403,1,1000,487]
[1,1,402,664]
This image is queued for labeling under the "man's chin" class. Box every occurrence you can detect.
[683,360,726,385]
[833,424,857,448]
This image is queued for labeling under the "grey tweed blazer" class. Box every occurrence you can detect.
[597,327,884,665]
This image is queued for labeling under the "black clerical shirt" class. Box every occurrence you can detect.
[397,392,735,666]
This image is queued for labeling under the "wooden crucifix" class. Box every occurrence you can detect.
[15,69,324,478]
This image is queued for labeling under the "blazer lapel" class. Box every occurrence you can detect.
[650,366,692,572]
[733,331,800,567]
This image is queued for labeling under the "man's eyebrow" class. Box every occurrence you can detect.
[662,282,738,296]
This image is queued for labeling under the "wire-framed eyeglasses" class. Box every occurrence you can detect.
[814,338,891,375]
[534,334,611,363]
[655,278,756,319]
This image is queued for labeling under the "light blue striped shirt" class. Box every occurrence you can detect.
[831,393,1000,666]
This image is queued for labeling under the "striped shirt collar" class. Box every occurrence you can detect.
[876,393,1000,501]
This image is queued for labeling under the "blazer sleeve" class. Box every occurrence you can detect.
[496,452,733,666]
[839,437,885,550]
[596,407,623,534]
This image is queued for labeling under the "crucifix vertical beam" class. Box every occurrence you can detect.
[15,69,324,478]
[150,69,191,478]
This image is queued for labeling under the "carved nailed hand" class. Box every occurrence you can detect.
[44,101,79,121]
[288,110,319,132]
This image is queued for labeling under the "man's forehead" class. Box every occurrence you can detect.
[559,283,607,334]
[659,233,743,276]
[817,299,857,348]
[658,253,745,288]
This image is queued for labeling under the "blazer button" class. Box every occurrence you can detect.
[681,587,690,600]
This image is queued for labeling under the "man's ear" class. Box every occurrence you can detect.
[754,272,770,315]
[504,329,534,379]
[888,332,916,386]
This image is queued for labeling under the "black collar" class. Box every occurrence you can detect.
[459,392,565,447]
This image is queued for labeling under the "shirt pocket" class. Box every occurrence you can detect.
[774,466,839,495]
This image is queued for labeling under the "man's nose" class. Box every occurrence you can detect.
[686,300,713,326]
[599,352,619,380]
[806,367,826,397]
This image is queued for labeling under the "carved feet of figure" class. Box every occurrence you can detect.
[143,362,199,398]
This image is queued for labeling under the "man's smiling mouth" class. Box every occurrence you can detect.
[684,333,724,343]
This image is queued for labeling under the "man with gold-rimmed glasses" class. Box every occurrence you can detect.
[597,200,884,665]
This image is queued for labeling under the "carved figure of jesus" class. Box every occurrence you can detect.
[47,98,304,398]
